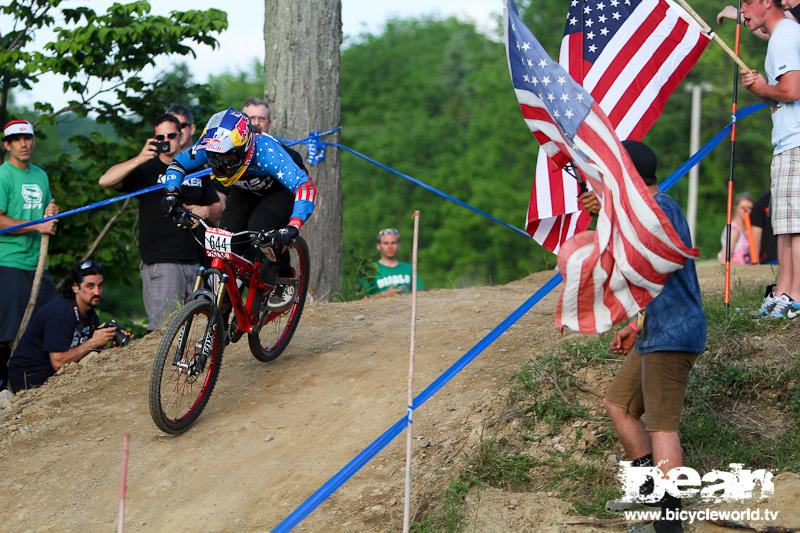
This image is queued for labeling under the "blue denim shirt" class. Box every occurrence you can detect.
[634,192,706,355]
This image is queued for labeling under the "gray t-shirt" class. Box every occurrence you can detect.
[765,18,800,154]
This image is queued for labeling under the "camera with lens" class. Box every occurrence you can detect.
[151,140,171,153]
[99,320,131,347]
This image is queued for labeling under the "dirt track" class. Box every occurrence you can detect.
[0,263,792,532]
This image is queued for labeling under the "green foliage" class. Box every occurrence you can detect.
[206,60,265,111]
[411,470,479,533]
[1,2,226,320]
[337,235,378,302]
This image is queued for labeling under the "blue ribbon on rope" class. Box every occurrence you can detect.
[271,272,562,533]
[0,169,212,235]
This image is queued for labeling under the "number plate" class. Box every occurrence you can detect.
[205,227,233,259]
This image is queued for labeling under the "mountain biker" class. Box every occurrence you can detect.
[161,107,316,309]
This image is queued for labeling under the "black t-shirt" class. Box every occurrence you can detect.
[750,192,777,264]
[121,157,219,264]
[8,297,99,389]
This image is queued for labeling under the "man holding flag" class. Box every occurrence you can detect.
[505,1,704,530]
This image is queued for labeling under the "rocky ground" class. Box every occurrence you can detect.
[1,262,797,532]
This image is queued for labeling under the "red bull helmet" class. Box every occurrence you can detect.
[194,107,255,186]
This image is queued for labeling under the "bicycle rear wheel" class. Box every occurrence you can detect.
[248,236,309,362]
[149,298,224,434]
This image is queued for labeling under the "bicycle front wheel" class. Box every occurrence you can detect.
[149,298,224,434]
[248,236,309,362]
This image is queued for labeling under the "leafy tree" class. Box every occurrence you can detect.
[0,1,227,319]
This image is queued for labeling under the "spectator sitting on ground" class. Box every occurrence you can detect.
[717,192,754,264]
[750,191,779,263]
[99,113,223,332]
[364,228,424,298]
[0,119,59,391]
[7,261,131,393]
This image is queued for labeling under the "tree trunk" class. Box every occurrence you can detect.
[264,0,342,302]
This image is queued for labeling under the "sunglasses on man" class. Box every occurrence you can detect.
[154,132,180,141]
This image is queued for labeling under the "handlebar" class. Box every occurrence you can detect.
[171,206,280,247]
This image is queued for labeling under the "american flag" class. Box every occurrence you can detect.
[525,0,709,253]
[504,0,698,333]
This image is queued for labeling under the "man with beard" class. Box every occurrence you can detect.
[7,261,130,393]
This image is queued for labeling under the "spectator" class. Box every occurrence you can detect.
[717,192,754,264]
[750,191,779,263]
[364,228,424,298]
[241,97,307,170]
[717,0,800,39]
[165,104,197,152]
[242,97,271,134]
[98,113,223,331]
[7,260,130,393]
[580,141,705,533]
[738,0,800,318]
[166,104,227,220]
[0,119,59,390]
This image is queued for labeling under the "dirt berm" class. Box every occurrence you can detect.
[1,262,798,532]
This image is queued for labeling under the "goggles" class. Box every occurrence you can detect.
[155,132,179,141]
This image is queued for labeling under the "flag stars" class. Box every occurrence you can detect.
[585,18,594,27]
[588,44,598,53]
[541,75,551,85]
[565,109,575,119]
[538,58,548,68]
[598,14,607,23]
[600,27,609,36]
[527,58,534,68]
[569,16,578,25]
[587,31,595,40]
[610,0,619,6]
[560,93,570,102]
[547,92,555,102]
[584,5,591,14]
[576,93,584,102]
[557,75,566,85]
[597,2,606,10]
[612,11,621,20]
[521,42,531,51]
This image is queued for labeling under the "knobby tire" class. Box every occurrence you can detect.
[248,236,309,362]
[149,298,224,434]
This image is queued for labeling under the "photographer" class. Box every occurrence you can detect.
[99,113,222,331]
[7,261,131,393]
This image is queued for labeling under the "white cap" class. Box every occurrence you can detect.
[3,120,34,140]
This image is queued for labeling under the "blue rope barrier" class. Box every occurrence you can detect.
[659,103,767,192]
[271,103,770,532]
[0,169,211,235]
[326,142,532,239]
[271,272,563,533]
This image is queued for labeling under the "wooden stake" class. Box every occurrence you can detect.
[673,0,750,71]
[402,210,420,533]
[14,234,49,346]
[118,434,130,533]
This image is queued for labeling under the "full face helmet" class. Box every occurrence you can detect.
[194,107,255,186]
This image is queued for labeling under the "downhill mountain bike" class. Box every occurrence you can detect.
[148,209,309,434]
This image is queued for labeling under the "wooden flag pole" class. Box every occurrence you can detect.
[13,234,49,346]
[673,0,751,71]
[402,210,420,533]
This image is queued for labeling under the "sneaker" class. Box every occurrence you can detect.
[759,291,777,316]
[770,294,800,319]
[268,283,295,311]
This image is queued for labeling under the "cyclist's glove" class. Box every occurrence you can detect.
[266,225,299,246]
[161,194,179,218]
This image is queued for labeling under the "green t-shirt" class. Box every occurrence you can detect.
[367,261,424,295]
[0,161,52,270]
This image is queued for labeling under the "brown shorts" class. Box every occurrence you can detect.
[605,349,698,432]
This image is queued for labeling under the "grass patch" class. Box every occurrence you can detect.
[412,280,800,530]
